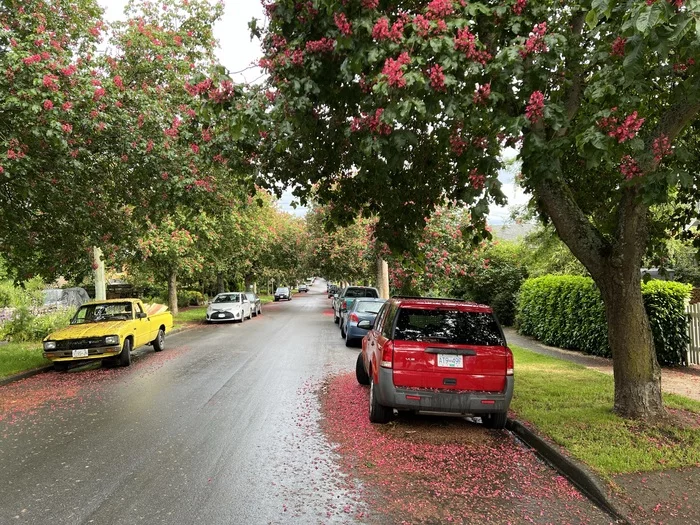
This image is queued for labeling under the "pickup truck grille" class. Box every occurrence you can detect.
[55,338,105,350]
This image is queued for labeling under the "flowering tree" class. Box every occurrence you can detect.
[254,0,700,418]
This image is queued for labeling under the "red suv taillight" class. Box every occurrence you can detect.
[380,341,394,369]
[506,347,514,376]
[341,300,347,310]
[349,313,359,323]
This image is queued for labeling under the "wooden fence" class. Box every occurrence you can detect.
[686,303,700,366]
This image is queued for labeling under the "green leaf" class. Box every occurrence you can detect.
[585,10,598,30]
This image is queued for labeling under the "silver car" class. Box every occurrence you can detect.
[342,298,386,346]
[245,292,262,317]
[206,292,252,323]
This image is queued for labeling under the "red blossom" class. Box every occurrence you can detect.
[334,13,352,35]
[23,54,42,65]
[61,64,77,76]
[190,143,200,154]
[611,37,626,57]
[62,101,72,111]
[652,135,672,162]
[42,74,59,91]
[525,91,545,123]
[454,27,491,64]
[412,14,432,37]
[598,110,644,143]
[427,64,446,91]
[305,37,335,53]
[113,75,124,90]
[382,52,411,88]
[620,155,642,179]
[61,123,72,134]
[372,17,404,41]
[362,0,379,8]
[513,0,527,14]
[42,99,53,110]
[520,22,548,59]
[427,0,454,18]
[473,83,491,105]
[469,169,486,190]
[93,87,106,100]
[350,109,392,135]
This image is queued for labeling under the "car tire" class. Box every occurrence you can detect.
[152,328,165,352]
[274,298,278,302]
[239,310,245,323]
[247,309,252,320]
[333,312,339,324]
[369,376,392,423]
[119,338,132,367]
[258,306,262,316]
[355,353,370,385]
[340,324,346,339]
[482,412,507,429]
[345,333,355,347]
[53,361,69,372]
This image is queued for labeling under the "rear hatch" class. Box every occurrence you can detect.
[391,306,509,392]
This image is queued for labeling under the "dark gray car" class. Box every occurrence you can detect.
[342,298,386,346]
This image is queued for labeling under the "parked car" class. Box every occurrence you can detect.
[333,286,380,330]
[42,287,90,309]
[206,292,252,323]
[342,298,386,346]
[327,284,338,298]
[356,296,514,428]
[298,284,309,293]
[274,287,292,301]
[245,292,262,317]
[43,299,173,370]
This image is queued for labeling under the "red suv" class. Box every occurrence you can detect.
[356,297,514,428]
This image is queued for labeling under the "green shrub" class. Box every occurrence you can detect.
[0,307,75,342]
[516,276,691,365]
[177,290,206,308]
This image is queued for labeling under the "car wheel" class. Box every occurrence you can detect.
[53,361,69,372]
[119,338,132,367]
[152,328,165,352]
[333,312,339,324]
[257,306,262,316]
[239,310,245,323]
[355,353,369,385]
[247,309,252,320]
[274,298,278,302]
[345,333,355,347]
[369,376,392,423]
[482,412,507,429]
[340,324,346,339]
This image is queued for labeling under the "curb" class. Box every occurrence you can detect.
[507,419,629,524]
[0,325,195,387]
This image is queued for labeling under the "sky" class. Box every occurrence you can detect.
[98,0,529,224]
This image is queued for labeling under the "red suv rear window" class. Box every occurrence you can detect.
[393,308,505,346]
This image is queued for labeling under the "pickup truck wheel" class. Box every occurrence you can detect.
[369,376,392,424]
[53,361,69,372]
[482,412,507,429]
[355,353,369,385]
[119,338,132,367]
[152,329,165,352]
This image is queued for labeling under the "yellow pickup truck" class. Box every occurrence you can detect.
[42,299,174,371]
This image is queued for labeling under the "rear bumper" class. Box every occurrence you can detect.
[376,368,514,415]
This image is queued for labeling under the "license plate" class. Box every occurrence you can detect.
[437,354,463,368]
[72,349,89,358]
[216,313,225,318]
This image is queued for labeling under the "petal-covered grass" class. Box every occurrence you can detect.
[510,346,700,477]
[0,342,48,378]
[319,372,610,524]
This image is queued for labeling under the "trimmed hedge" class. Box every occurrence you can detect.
[516,275,692,366]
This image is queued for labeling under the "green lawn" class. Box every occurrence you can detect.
[0,342,50,378]
[511,345,700,477]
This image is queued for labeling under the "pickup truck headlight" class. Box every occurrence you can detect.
[104,335,119,345]
[43,341,56,350]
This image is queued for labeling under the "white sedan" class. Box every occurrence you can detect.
[206,292,253,323]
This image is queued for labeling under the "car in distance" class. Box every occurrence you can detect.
[206,292,252,323]
[245,292,262,317]
[356,296,514,429]
[298,284,309,293]
[274,287,292,301]
[333,286,380,329]
[343,298,386,347]
[327,284,338,298]
[42,299,173,370]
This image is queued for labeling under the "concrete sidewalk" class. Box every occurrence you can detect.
[504,327,700,402]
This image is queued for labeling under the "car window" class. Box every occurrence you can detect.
[355,301,385,314]
[345,288,378,298]
[214,294,238,303]
[246,293,256,301]
[381,303,400,338]
[393,309,505,345]
[373,303,388,332]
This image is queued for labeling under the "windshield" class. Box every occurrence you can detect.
[345,288,379,298]
[71,303,133,324]
[246,293,256,301]
[214,294,239,303]
[276,288,289,293]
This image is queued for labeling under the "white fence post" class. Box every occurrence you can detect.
[686,304,700,366]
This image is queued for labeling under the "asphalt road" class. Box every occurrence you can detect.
[0,281,362,524]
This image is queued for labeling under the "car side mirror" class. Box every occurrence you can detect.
[357,320,372,329]
[333,293,339,298]
[137,312,147,319]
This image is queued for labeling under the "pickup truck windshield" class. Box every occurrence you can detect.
[71,302,133,324]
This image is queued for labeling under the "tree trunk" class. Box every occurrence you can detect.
[596,270,664,418]
[216,272,225,294]
[168,269,178,316]
[244,274,254,292]
[376,257,389,299]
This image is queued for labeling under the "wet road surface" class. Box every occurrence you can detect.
[1,281,613,524]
